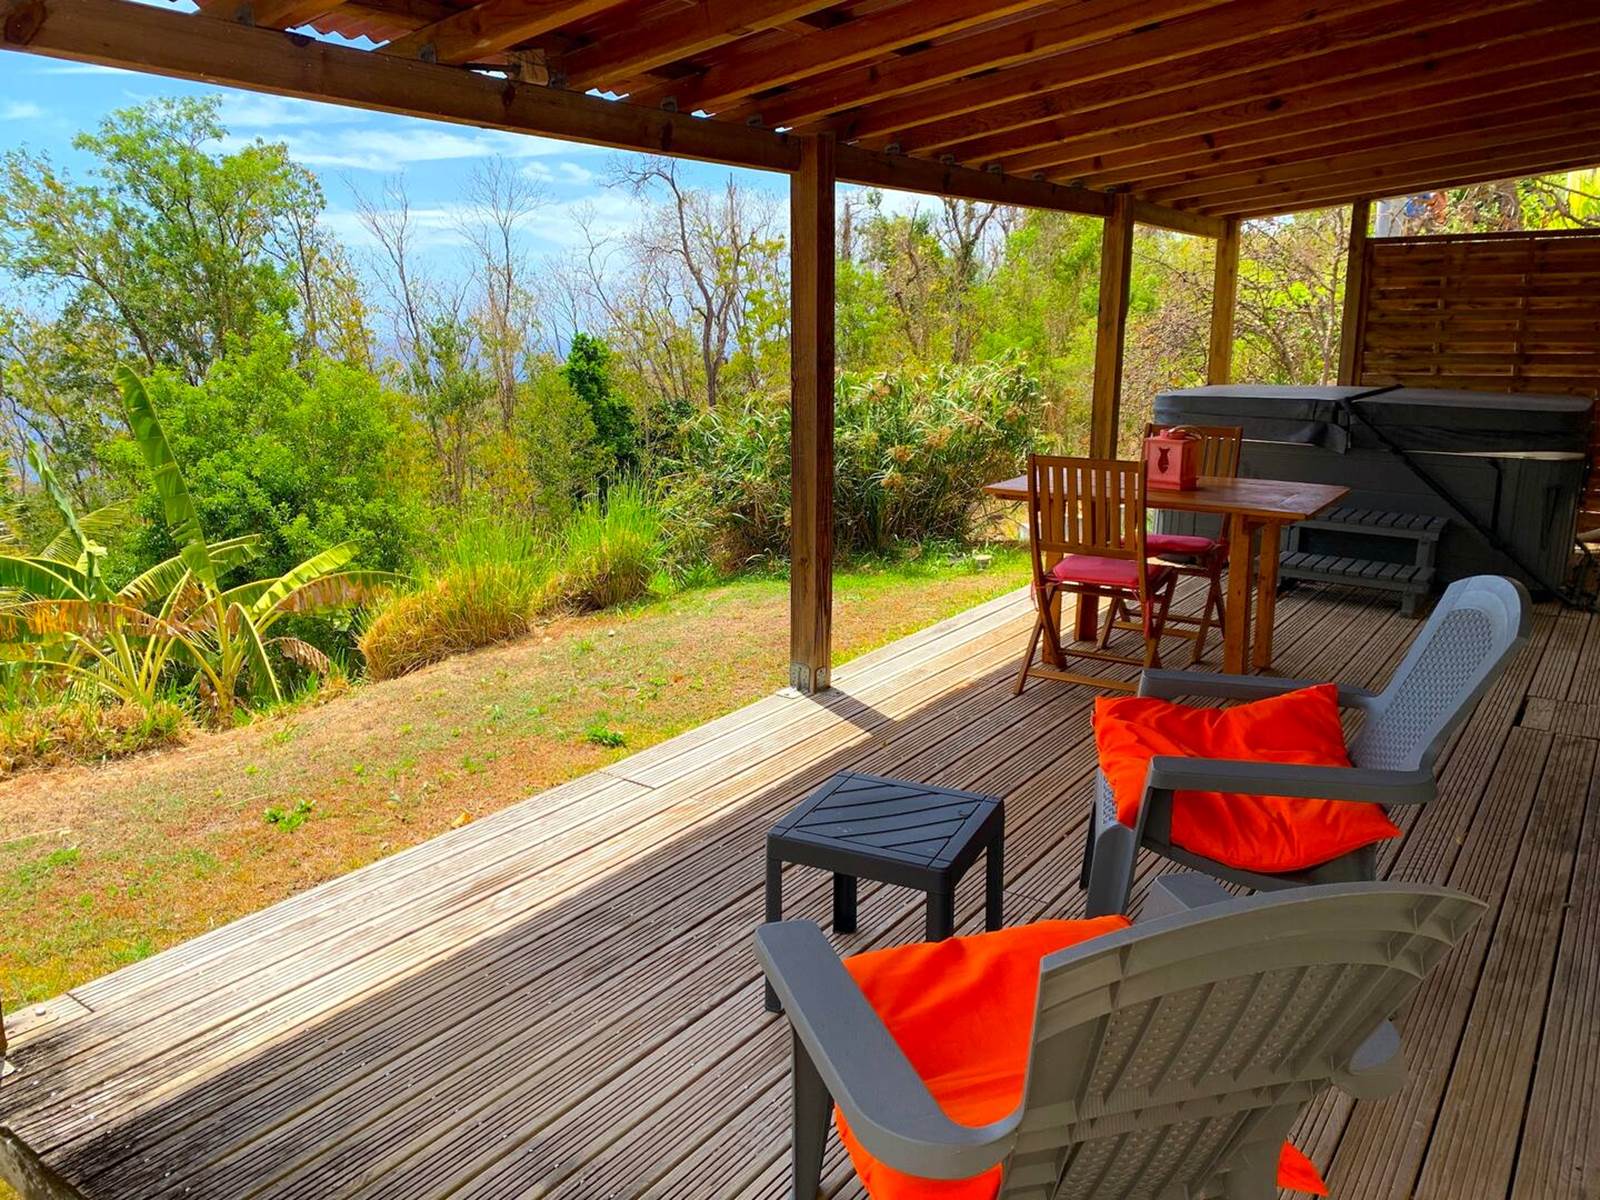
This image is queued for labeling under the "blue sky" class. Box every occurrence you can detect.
[0,39,921,288]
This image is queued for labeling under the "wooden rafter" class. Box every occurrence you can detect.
[628,0,1051,116]
[555,0,840,93]
[920,0,1556,168]
[999,12,1600,179]
[831,0,1417,149]
[1073,55,1600,189]
[1220,140,1600,218]
[1147,100,1600,206]
[730,0,1226,132]
[382,0,619,65]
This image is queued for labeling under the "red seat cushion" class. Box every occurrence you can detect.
[1145,531,1219,557]
[1051,554,1173,589]
[835,919,1328,1199]
[1093,684,1401,873]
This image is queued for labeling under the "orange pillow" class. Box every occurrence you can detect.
[1093,683,1401,874]
[836,920,1327,1199]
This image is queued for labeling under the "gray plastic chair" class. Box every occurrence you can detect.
[757,875,1483,1200]
[1082,574,1531,918]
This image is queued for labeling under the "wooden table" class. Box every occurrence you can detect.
[983,475,1349,674]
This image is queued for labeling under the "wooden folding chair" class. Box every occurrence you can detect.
[1105,423,1244,665]
[1016,454,1176,694]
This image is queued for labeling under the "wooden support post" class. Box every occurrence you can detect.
[789,133,836,694]
[1336,198,1373,385]
[1207,216,1241,385]
[1090,193,1136,459]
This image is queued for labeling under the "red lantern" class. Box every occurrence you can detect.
[1144,426,1199,491]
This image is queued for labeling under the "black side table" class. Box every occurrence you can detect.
[764,771,1004,1011]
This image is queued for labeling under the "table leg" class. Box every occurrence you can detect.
[1223,517,1256,675]
[1252,524,1283,671]
[985,836,1004,932]
[926,889,955,941]
[1073,587,1100,643]
[764,853,784,1012]
[832,873,857,934]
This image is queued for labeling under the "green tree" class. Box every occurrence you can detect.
[0,96,356,384]
[563,333,635,480]
[106,327,428,580]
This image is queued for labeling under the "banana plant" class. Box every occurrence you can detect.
[115,366,401,717]
[0,369,401,718]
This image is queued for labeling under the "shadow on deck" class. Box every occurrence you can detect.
[1,581,1597,1200]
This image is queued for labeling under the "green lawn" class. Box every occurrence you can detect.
[0,549,1028,1006]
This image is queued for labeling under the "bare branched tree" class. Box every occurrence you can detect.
[456,158,547,430]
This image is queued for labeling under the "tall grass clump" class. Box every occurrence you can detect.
[359,488,665,680]
[558,481,663,611]
[668,355,1041,569]
[359,518,557,680]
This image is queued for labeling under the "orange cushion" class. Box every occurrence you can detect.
[1093,684,1401,874]
[836,920,1328,1199]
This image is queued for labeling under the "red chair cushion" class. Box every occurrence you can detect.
[1093,684,1401,873]
[1051,554,1173,589]
[1145,531,1219,557]
[835,920,1328,1200]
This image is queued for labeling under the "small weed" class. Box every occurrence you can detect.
[584,724,627,749]
[269,724,299,747]
[13,846,81,889]
[352,763,367,778]
[244,764,260,777]
[264,798,314,832]
[461,755,485,775]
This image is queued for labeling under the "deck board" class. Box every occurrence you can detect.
[1,585,1596,1200]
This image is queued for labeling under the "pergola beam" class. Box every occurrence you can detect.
[0,0,1218,234]
[789,134,836,694]
[1336,200,1372,386]
[1207,217,1240,386]
[1090,194,1136,461]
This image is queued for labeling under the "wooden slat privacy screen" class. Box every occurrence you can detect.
[1347,227,1600,527]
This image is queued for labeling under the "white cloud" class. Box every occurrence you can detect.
[217,122,605,171]
[1,101,44,121]
[523,160,596,187]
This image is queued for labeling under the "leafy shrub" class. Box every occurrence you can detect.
[668,356,1041,569]
[358,518,556,681]
[107,327,429,580]
[558,481,662,611]
[0,699,187,775]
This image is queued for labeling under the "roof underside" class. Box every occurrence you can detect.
[236,0,1600,220]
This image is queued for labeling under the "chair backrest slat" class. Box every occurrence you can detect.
[1026,454,1148,570]
[995,884,1483,1200]
[1349,575,1531,772]
[1143,422,1244,479]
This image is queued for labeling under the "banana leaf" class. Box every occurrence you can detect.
[0,556,89,601]
[117,365,217,591]
[228,602,281,704]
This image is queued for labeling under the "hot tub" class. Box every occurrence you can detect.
[1150,384,1593,592]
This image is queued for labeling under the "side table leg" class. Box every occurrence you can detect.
[926,889,955,942]
[764,852,783,1013]
[985,837,1004,932]
[832,874,858,934]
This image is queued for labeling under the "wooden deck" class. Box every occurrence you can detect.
[2,580,1597,1200]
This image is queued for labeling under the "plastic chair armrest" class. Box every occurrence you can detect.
[1143,757,1436,805]
[755,921,1017,1179]
[1137,669,1379,710]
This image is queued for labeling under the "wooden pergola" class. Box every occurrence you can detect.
[3,0,1598,691]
